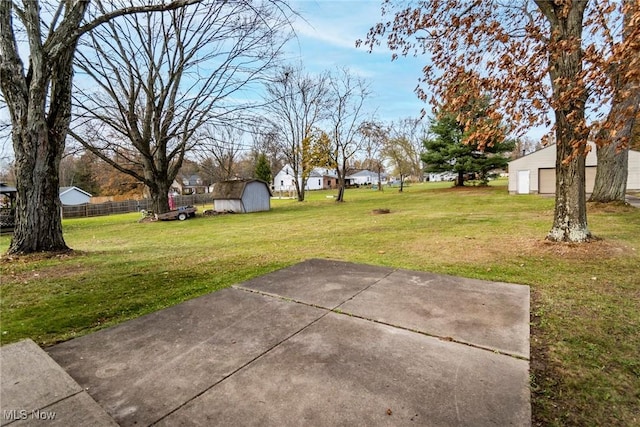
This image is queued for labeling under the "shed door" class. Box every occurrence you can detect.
[539,168,556,194]
[517,170,530,194]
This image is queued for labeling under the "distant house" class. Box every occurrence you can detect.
[171,174,209,195]
[347,170,389,186]
[211,179,271,213]
[307,167,339,190]
[273,165,342,192]
[59,186,92,205]
[508,143,640,194]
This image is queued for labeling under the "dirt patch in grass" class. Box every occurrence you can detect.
[530,239,630,261]
[371,208,391,215]
[432,185,491,194]
[1,249,77,263]
[407,235,631,265]
[0,250,91,284]
[587,201,637,214]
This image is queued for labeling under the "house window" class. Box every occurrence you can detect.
[318,179,321,186]
[280,180,284,187]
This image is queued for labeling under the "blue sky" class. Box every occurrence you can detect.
[285,0,431,124]
[284,1,551,141]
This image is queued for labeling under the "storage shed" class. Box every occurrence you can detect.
[508,143,640,194]
[59,186,92,205]
[211,179,271,213]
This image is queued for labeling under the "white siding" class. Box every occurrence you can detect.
[629,149,640,191]
[273,165,298,192]
[508,145,557,194]
[214,199,243,212]
[305,177,323,191]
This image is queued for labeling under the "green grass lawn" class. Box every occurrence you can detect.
[1,181,639,426]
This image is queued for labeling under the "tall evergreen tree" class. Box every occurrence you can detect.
[422,113,514,186]
[254,153,272,185]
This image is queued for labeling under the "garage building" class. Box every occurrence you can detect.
[508,143,640,194]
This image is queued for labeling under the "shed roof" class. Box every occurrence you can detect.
[59,186,92,197]
[211,179,272,199]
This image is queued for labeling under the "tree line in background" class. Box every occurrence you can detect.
[3,107,523,201]
[1,0,638,254]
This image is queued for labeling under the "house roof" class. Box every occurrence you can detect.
[347,170,386,178]
[211,179,272,199]
[307,167,338,178]
[59,186,92,197]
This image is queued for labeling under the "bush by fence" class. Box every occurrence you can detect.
[62,194,214,219]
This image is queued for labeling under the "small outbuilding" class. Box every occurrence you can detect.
[59,186,92,205]
[508,143,640,194]
[211,179,271,213]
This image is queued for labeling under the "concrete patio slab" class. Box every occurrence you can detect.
[157,312,530,427]
[47,288,326,426]
[0,258,531,426]
[235,258,395,308]
[338,268,530,359]
[0,339,116,426]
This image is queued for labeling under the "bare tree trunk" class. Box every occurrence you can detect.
[296,171,306,202]
[336,174,345,202]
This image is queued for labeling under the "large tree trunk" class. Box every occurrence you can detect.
[9,127,68,254]
[547,129,590,242]
[148,180,172,214]
[536,0,592,242]
[590,141,629,203]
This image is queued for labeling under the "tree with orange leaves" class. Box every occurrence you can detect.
[360,0,639,242]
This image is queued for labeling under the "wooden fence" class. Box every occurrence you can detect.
[61,194,214,219]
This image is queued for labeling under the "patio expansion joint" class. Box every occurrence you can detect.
[149,290,336,426]
[233,276,529,362]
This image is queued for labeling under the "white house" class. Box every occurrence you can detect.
[307,168,339,190]
[59,186,92,205]
[347,170,388,186]
[508,143,640,194]
[273,165,339,192]
[171,174,209,195]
